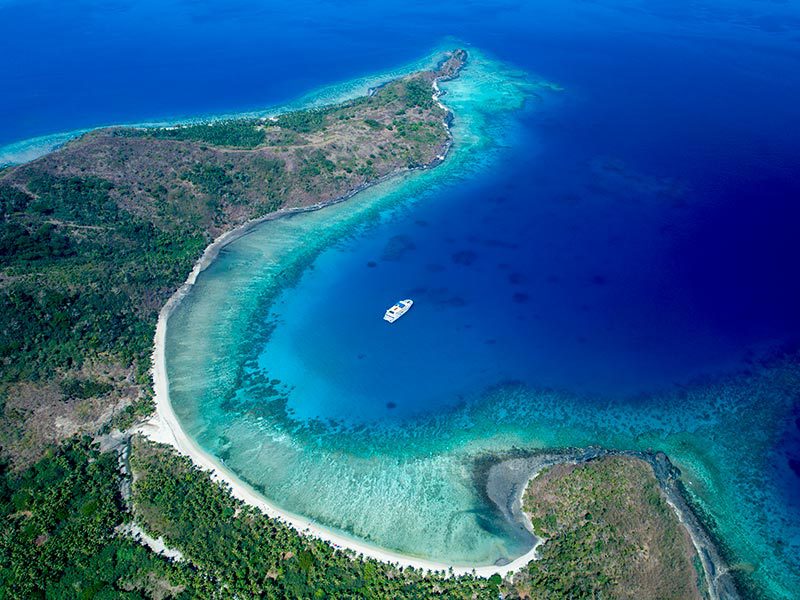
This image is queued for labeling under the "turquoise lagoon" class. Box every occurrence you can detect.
[165,50,800,597]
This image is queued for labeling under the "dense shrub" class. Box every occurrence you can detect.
[145,120,266,148]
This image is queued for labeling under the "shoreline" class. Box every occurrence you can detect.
[128,52,736,586]
[0,47,454,168]
[137,208,543,575]
[136,56,543,577]
[480,448,740,600]
[134,195,737,585]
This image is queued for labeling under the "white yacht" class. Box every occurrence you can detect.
[383,299,413,323]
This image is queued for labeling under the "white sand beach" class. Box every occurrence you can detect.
[135,54,542,577]
[136,214,541,578]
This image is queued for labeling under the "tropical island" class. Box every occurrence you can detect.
[0,49,737,598]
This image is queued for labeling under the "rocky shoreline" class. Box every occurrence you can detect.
[480,447,741,599]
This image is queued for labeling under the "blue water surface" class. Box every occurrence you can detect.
[5,0,800,596]
[262,98,800,422]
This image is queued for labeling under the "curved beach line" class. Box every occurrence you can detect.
[138,205,541,577]
[136,52,542,577]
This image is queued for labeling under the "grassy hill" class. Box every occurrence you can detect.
[509,456,704,600]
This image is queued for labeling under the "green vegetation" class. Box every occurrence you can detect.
[507,456,702,600]
[0,50,710,600]
[0,167,209,467]
[130,438,497,599]
[60,377,114,400]
[0,437,188,598]
[269,108,330,133]
[298,149,337,180]
[181,164,235,198]
[0,439,705,599]
[10,51,655,600]
[140,120,267,148]
[392,119,444,145]
[402,77,435,108]
[0,219,75,262]
[0,170,205,385]
[1,58,454,465]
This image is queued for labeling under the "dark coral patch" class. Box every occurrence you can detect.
[483,239,518,249]
[557,193,582,205]
[446,296,467,307]
[452,250,478,266]
[428,288,467,308]
[381,234,416,261]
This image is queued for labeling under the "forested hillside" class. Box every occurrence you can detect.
[0,51,465,468]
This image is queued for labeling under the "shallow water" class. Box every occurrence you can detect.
[5,0,800,596]
[167,52,546,565]
[164,50,800,596]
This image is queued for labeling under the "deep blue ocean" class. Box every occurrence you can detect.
[4,0,800,596]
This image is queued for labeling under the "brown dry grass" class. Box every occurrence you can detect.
[511,456,702,600]
[0,360,139,468]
